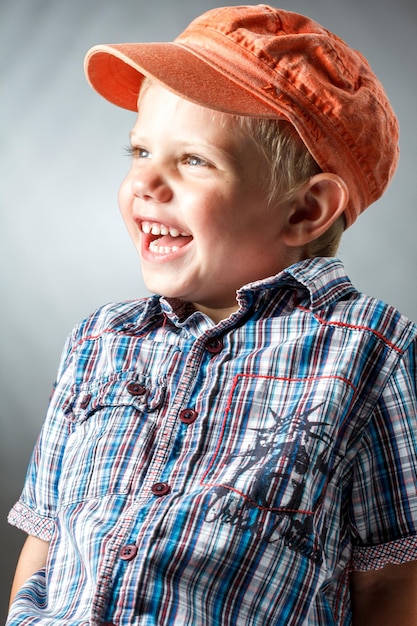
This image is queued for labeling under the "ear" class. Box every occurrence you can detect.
[282,173,349,247]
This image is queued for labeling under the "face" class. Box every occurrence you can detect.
[119,82,297,322]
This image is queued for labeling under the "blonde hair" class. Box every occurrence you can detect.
[234,116,345,257]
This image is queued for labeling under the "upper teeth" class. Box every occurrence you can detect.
[142,221,188,237]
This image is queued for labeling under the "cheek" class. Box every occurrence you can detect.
[117,181,139,244]
[118,178,132,219]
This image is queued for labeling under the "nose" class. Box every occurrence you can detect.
[131,163,173,203]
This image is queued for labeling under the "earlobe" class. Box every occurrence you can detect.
[283,173,349,246]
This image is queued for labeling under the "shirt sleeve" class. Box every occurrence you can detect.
[350,339,417,571]
[7,330,77,541]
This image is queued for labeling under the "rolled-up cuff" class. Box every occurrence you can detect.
[352,535,417,571]
[7,500,54,541]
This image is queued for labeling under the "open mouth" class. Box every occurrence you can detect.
[142,220,193,254]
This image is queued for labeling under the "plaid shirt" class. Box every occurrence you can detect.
[7,258,417,625]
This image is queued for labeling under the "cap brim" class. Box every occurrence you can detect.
[84,42,287,118]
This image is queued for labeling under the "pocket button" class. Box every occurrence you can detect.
[126,382,147,396]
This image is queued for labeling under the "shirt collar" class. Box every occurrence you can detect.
[237,257,356,312]
[156,257,357,328]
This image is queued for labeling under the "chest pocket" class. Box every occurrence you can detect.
[203,373,356,515]
[58,372,166,506]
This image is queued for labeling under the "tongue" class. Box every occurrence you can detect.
[155,234,193,248]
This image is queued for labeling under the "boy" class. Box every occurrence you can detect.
[7,4,417,625]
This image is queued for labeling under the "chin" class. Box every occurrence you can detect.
[143,280,183,300]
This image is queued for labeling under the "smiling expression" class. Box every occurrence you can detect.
[118,82,298,322]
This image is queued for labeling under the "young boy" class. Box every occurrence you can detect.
[7,5,417,625]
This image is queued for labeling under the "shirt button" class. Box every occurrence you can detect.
[205,337,223,354]
[126,381,147,396]
[120,544,138,561]
[179,408,198,425]
[79,393,92,409]
[151,482,171,496]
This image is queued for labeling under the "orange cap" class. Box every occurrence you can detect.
[84,4,399,227]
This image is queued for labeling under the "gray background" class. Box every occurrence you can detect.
[1,0,416,620]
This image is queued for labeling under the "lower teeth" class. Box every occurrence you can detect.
[149,242,179,254]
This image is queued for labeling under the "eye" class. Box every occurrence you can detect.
[184,154,211,168]
[124,145,151,159]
